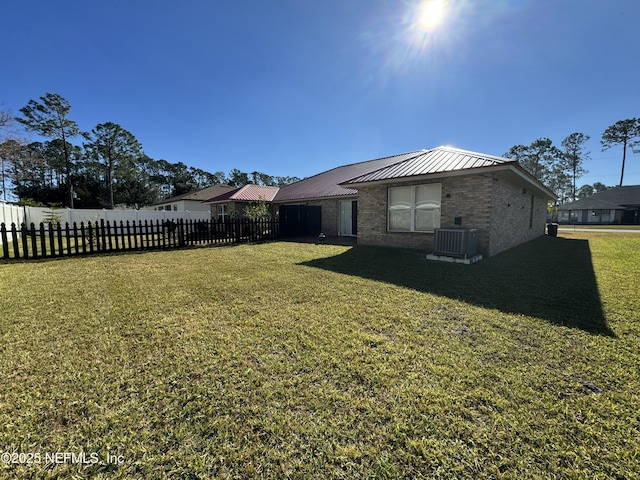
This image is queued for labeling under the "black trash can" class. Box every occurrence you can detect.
[547,223,558,237]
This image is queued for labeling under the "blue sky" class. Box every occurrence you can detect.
[2,0,639,186]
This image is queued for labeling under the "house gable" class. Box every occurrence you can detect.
[152,184,235,212]
[341,146,555,257]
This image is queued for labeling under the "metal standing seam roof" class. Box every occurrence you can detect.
[273,150,426,202]
[204,184,280,203]
[342,146,514,185]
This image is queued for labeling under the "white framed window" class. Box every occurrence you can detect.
[388,184,441,232]
[217,204,228,222]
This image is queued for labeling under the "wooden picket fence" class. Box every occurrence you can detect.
[1,218,279,260]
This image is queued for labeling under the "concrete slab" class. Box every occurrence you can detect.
[426,253,483,264]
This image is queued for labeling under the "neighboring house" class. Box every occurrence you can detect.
[205,184,280,221]
[152,185,235,213]
[557,185,640,225]
[274,146,556,257]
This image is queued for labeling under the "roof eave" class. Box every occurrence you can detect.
[506,165,557,200]
[273,192,358,203]
[340,164,557,200]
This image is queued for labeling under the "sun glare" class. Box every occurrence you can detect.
[417,0,447,31]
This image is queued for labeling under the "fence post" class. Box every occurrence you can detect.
[106,221,113,251]
[47,222,55,256]
[39,223,46,257]
[125,220,132,250]
[113,221,120,251]
[1,223,9,259]
[133,220,139,250]
[56,223,63,255]
[64,223,71,256]
[72,222,79,255]
[29,223,38,259]
[178,219,185,247]
[99,219,106,251]
[87,222,94,253]
[144,220,153,248]
[11,223,20,258]
[21,223,29,259]
[80,222,87,254]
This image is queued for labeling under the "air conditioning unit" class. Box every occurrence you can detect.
[433,228,478,259]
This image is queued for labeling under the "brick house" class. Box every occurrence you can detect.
[205,185,279,221]
[152,184,235,213]
[274,146,556,257]
[557,185,640,225]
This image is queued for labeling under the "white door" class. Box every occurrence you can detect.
[339,200,357,236]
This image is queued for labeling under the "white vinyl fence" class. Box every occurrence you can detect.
[0,203,25,244]
[22,207,211,226]
[0,205,211,244]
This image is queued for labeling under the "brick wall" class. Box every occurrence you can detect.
[356,175,494,253]
[488,174,548,256]
[355,172,548,256]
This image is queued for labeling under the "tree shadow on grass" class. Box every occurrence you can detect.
[300,236,614,337]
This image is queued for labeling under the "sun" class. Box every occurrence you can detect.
[416,0,447,31]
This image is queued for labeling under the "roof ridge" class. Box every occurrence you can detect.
[433,145,512,164]
[281,149,428,188]
[339,149,427,168]
[339,145,527,187]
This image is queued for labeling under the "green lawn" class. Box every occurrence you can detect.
[558,224,640,230]
[0,234,638,479]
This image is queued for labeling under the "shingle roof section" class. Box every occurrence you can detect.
[273,150,425,202]
[153,184,235,205]
[343,146,514,185]
[557,185,640,210]
[205,184,280,203]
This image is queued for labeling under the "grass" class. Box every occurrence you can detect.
[557,224,640,230]
[0,233,638,479]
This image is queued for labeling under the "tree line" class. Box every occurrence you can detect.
[0,93,300,208]
[3,93,638,208]
[503,118,640,204]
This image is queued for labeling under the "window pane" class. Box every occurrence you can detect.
[415,207,440,231]
[389,187,412,231]
[414,184,441,231]
[389,209,411,231]
[389,187,411,206]
[415,184,441,206]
